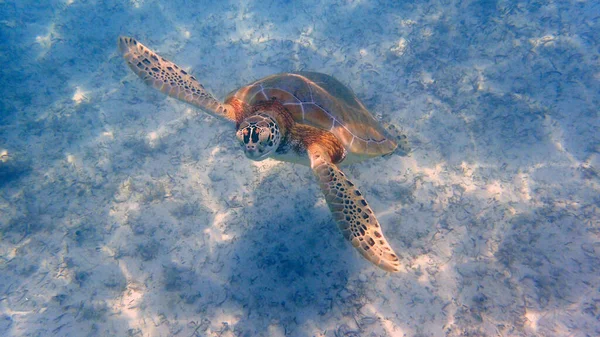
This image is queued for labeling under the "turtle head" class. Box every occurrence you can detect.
[236,113,281,161]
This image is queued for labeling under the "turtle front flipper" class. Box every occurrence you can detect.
[383,123,411,156]
[309,147,401,272]
[118,36,237,121]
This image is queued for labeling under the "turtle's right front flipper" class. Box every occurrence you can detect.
[308,146,401,272]
[118,36,237,121]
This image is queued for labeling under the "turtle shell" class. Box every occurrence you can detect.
[224,72,397,162]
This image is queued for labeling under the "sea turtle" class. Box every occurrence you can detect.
[118,36,409,272]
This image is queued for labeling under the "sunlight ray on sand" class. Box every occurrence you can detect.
[111,266,147,332]
[35,23,59,52]
[72,87,89,105]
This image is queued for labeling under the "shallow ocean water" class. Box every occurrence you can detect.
[0,0,599,336]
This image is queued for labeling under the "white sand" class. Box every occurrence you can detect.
[1,0,599,336]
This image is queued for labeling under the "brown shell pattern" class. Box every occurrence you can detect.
[225,72,397,159]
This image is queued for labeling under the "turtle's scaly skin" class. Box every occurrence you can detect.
[118,36,404,272]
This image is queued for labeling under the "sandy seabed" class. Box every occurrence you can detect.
[1,0,599,336]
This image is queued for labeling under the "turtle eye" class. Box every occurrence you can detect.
[236,127,251,144]
[258,128,270,142]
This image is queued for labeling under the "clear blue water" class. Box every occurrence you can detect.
[1,1,599,336]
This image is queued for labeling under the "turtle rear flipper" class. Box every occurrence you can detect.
[118,36,236,121]
[309,146,401,272]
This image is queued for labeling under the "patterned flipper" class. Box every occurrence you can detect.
[384,123,411,155]
[309,150,401,272]
[118,36,236,121]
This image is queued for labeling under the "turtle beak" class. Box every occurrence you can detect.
[245,144,258,156]
[244,145,268,161]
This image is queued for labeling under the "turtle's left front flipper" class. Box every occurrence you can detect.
[309,148,401,272]
[118,36,236,121]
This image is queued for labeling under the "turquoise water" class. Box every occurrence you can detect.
[1,1,599,336]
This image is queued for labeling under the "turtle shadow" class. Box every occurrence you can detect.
[207,159,442,337]
[124,161,366,337]
[218,164,361,335]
